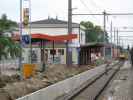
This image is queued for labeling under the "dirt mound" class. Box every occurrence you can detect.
[34,64,91,84]
[0,74,20,88]
[4,78,49,99]
[1,64,91,100]
[0,89,12,100]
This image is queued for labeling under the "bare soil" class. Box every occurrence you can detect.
[0,64,94,100]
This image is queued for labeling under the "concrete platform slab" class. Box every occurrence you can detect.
[100,61,133,100]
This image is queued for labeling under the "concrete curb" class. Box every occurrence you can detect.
[16,64,107,100]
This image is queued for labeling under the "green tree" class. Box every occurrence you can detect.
[0,36,9,59]
[80,21,108,43]
[0,36,21,60]
[0,14,17,35]
[0,14,21,74]
[0,14,20,59]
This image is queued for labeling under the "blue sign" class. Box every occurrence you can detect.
[22,35,30,44]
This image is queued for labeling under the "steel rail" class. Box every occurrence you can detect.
[57,61,123,100]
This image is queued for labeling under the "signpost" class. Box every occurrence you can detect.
[19,0,34,79]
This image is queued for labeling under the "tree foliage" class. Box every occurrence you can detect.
[0,14,21,60]
[80,21,108,43]
[0,14,17,35]
[0,36,21,60]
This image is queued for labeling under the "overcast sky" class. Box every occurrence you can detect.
[0,0,133,47]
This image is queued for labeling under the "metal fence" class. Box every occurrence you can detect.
[0,59,19,76]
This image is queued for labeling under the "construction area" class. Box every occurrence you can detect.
[0,0,133,100]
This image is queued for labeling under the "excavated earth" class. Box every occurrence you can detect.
[0,64,94,100]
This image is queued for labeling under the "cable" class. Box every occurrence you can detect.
[79,0,100,23]
[89,0,103,11]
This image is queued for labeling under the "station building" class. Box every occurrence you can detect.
[13,18,121,68]
[20,18,86,65]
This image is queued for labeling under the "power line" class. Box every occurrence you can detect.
[72,13,133,16]
[106,30,133,32]
[89,0,103,10]
[119,36,133,37]
[79,0,100,22]
[107,13,133,15]
[119,39,133,41]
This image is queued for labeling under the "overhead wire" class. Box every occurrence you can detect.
[89,0,104,11]
[78,0,133,46]
[79,0,101,23]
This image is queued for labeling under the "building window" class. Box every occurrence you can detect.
[50,49,56,55]
[58,49,64,55]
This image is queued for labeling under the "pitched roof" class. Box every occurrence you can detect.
[31,18,78,25]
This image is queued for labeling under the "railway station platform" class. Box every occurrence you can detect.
[100,61,133,100]
[16,60,121,100]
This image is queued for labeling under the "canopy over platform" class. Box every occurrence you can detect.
[12,33,77,70]
[13,33,77,42]
[80,42,114,48]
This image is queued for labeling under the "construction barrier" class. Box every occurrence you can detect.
[23,64,36,79]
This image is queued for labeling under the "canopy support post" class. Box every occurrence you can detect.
[53,41,55,63]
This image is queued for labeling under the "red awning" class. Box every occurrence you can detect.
[32,33,77,41]
[13,33,77,42]
[31,34,54,41]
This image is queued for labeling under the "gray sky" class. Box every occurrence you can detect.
[0,0,133,47]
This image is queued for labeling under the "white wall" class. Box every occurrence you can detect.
[22,48,41,64]
[24,28,68,36]
[24,27,86,46]
[72,48,78,64]
[46,48,66,64]
[22,26,85,65]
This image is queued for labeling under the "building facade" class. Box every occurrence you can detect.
[22,18,86,65]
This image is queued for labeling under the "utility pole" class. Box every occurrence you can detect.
[19,0,23,78]
[110,21,113,59]
[67,0,72,66]
[114,28,116,45]
[72,11,133,62]
[122,39,124,48]
[113,27,116,58]
[119,37,121,47]
[117,29,119,57]
[103,11,106,59]
[29,0,32,64]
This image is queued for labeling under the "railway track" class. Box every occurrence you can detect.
[57,61,124,100]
